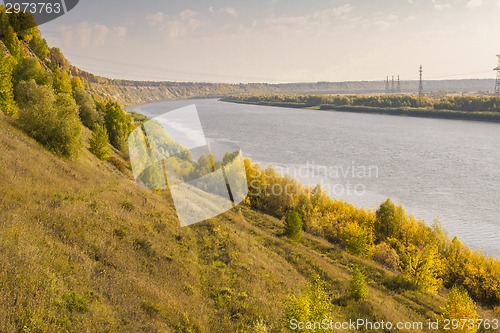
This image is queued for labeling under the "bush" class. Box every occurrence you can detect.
[285,280,332,332]
[109,156,130,174]
[374,242,400,271]
[16,80,81,158]
[133,238,155,256]
[64,290,88,313]
[383,275,417,292]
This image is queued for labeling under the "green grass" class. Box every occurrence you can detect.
[0,113,498,332]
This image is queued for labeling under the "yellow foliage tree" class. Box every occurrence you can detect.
[401,244,443,293]
[440,286,478,333]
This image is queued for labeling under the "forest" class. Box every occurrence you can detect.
[0,7,133,161]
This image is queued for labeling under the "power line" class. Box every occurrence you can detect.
[65,52,497,84]
[419,65,423,95]
[494,55,500,95]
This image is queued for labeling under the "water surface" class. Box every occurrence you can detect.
[130,99,500,256]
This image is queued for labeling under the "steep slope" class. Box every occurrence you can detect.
[2,108,498,332]
[0,113,305,332]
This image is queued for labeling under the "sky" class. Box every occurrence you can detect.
[33,0,500,83]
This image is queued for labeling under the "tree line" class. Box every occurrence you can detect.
[224,94,500,113]
[243,160,500,306]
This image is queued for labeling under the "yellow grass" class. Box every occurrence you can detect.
[0,113,498,332]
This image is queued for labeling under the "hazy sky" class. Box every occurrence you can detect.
[37,0,500,83]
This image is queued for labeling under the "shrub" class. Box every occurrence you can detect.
[374,242,400,271]
[64,290,88,313]
[383,275,417,292]
[285,280,332,332]
[108,156,130,174]
[133,238,155,256]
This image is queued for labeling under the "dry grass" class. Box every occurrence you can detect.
[0,113,498,332]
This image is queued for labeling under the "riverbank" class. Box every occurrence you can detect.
[221,97,500,123]
[133,98,500,257]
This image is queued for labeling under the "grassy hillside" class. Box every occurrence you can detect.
[1,104,499,332]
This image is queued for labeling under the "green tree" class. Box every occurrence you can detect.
[0,7,9,36]
[6,12,37,36]
[0,49,16,116]
[348,267,368,300]
[16,80,81,158]
[284,211,303,242]
[73,88,101,129]
[71,77,84,91]
[89,125,110,160]
[103,101,133,151]
[51,93,82,158]
[28,32,49,60]
[375,199,406,242]
[52,68,72,95]
[440,286,478,333]
[12,57,51,87]
[3,26,23,61]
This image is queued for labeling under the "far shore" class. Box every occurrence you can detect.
[221,98,500,124]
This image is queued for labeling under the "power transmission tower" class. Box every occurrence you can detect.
[391,76,395,94]
[397,75,401,94]
[418,65,424,95]
[495,55,500,95]
[385,76,390,94]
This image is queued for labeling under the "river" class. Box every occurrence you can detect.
[130,99,500,257]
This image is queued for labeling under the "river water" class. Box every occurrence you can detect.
[130,99,500,256]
